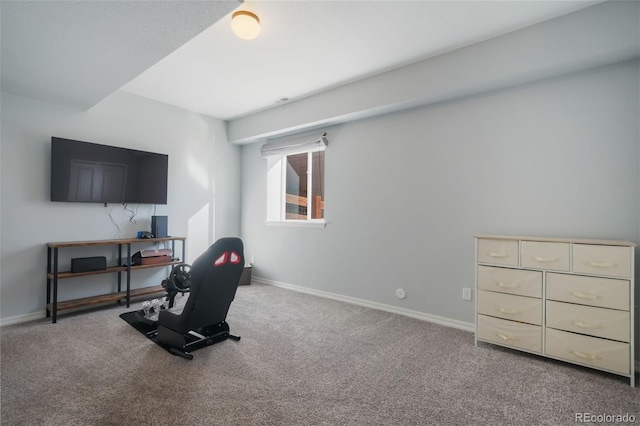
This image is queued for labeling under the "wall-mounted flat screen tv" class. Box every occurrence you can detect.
[51,137,168,204]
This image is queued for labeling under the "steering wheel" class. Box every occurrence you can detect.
[169,263,192,292]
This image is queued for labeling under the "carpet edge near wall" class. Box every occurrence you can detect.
[251,276,476,332]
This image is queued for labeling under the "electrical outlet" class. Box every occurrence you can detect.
[462,287,472,301]
[251,256,255,264]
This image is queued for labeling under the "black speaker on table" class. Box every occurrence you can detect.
[151,215,168,238]
[71,256,107,273]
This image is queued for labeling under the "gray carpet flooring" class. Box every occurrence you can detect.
[1,283,638,425]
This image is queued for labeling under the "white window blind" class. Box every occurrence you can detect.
[260,132,327,158]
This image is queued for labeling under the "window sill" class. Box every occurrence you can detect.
[265,220,327,228]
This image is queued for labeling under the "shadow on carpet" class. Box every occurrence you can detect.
[119,311,173,354]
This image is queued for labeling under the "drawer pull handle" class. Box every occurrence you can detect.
[585,261,615,268]
[533,256,557,263]
[573,321,601,329]
[497,333,518,342]
[497,282,519,289]
[572,291,598,300]
[498,307,519,315]
[488,252,508,258]
[571,350,600,361]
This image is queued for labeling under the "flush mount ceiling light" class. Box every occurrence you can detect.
[231,10,261,40]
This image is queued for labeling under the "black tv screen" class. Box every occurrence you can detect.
[50,137,168,204]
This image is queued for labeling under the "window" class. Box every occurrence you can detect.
[285,150,325,220]
[263,133,326,226]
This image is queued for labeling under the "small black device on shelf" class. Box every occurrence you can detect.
[151,215,168,238]
[71,256,107,273]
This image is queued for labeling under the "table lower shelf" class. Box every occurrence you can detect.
[47,261,182,280]
[46,285,166,313]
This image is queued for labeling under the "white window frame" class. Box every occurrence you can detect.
[265,145,326,228]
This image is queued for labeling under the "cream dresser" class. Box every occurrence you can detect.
[475,235,636,386]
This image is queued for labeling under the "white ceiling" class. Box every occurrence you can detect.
[2,1,602,121]
[0,0,239,110]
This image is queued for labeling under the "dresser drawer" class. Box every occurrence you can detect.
[572,244,632,278]
[546,273,629,311]
[545,328,629,375]
[546,301,630,342]
[521,241,569,271]
[477,266,542,298]
[478,290,542,325]
[477,314,541,353]
[477,239,519,267]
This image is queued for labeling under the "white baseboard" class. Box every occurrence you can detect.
[0,311,46,327]
[252,276,475,332]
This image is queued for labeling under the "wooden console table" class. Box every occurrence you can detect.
[46,237,185,323]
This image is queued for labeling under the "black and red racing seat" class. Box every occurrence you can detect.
[156,237,244,359]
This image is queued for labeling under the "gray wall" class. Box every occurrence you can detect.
[0,91,241,322]
[240,59,640,324]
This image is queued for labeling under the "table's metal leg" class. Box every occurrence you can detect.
[117,244,122,293]
[126,244,131,307]
[52,248,58,323]
[46,247,52,318]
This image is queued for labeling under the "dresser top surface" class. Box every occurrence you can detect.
[475,235,637,247]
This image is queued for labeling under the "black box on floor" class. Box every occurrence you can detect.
[71,256,107,273]
[238,266,252,285]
